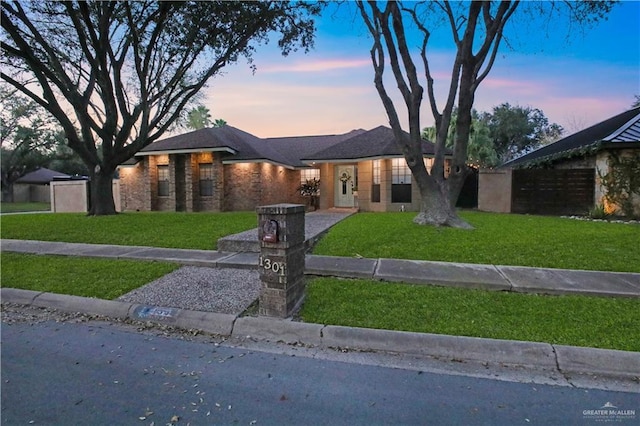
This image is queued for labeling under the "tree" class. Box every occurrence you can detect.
[213,119,228,128]
[423,109,499,168]
[632,95,640,108]
[482,103,563,163]
[356,1,615,227]
[0,87,59,202]
[186,105,213,130]
[48,141,90,177]
[1,1,320,215]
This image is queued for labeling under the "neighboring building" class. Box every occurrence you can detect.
[13,167,70,203]
[479,107,640,216]
[118,125,450,212]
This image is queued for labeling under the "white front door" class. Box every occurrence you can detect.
[335,165,355,207]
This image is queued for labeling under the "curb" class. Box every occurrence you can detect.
[2,288,639,382]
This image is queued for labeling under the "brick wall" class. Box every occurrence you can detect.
[119,160,150,212]
[121,156,312,212]
[192,152,224,212]
[224,163,305,211]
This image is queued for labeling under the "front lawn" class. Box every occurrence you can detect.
[0,252,179,300]
[312,211,640,272]
[301,277,640,352]
[2,210,638,272]
[0,211,256,250]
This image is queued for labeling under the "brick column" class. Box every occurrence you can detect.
[256,203,306,318]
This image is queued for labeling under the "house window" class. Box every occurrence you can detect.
[157,165,169,197]
[391,158,411,203]
[300,168,320,196]
[424,158,434,173]
[371,159,381,203]
[300,168,320,184]
[199,163,214,196]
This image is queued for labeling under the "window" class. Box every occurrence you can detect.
[424,158,434,173]
[391,158,411,203]
[157,165,169,197]
[300,168,320,196]
[300,168,320,184]
[199,163,214,196]
[371,160,381,203]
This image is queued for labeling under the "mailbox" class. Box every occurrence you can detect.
[262,219,279,243]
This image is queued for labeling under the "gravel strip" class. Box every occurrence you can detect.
[117,266,261,315]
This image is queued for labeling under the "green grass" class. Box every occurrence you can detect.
[312,211,640,272]
[0,202,50,213]
[0,252,179,300]
[301,277,640,352]
[0,211,256,250]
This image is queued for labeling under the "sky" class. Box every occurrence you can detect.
[202,1,640,138]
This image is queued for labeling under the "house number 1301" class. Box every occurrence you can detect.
[259,256,286,276]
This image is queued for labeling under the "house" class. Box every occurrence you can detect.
[12,167,70,203]
[478,107,640,216]
[118,125,450,213]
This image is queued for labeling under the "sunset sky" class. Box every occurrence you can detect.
[203,1,640,138]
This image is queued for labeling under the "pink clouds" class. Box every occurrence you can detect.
[262,58,370,73]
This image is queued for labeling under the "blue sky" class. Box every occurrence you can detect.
[204,1,640,138]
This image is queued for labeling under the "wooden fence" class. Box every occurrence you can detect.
[511,168,595,215]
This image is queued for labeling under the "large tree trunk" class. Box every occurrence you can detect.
[89,168,117,215]
[412,171,473,228]
[1,181,14,203]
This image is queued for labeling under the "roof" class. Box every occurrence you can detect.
[302,125,442,163]
[503,107,640,168]
[138,125,444,168]
[138,126,294,168]
[265,129,367,167]
[15,167,70,184]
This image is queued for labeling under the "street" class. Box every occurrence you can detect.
[1,318,638,425]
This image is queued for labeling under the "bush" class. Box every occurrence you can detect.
[588,203,611,219]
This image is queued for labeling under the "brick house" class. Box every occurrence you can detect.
[118,125,449,212]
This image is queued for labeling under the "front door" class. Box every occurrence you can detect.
[335,165,355,207]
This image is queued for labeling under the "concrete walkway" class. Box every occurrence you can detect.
[217,208,356,252]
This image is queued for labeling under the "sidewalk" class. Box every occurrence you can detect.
[2,238,640,388]
[2,239,640,298]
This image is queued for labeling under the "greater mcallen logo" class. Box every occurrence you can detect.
[583,402,636,422]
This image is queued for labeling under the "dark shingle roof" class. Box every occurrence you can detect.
[15,167,69,184]
[503,107,640,168]
[302,125,441,162]
[266,129,367,167]
[138,125,293,167]
[138,125,445,167]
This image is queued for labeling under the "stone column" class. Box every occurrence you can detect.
[256,203,306,318]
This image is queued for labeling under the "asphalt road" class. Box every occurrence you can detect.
[2,320,638,425]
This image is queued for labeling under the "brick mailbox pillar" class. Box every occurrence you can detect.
[256,203,306,318]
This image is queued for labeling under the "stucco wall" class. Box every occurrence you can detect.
[478,168,512,213]
[51,180,121,212]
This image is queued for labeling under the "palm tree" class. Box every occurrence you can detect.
[187,106,212,130]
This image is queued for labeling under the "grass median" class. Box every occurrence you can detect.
[0,252,179,300]
[301,277,640,352]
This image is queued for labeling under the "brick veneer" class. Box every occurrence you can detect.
[119,155,306,212]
